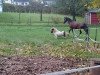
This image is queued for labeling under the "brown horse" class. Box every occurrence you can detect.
[64,17,89,36]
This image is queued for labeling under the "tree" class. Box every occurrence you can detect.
[54,0,93,20]
[90,0,100,8]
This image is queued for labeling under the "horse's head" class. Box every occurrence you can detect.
[64,17,68,24]
[64,17,72,24]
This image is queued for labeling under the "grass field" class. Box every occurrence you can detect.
[0,12,84,24]
[0,25,100,58]
[0,12,100,58]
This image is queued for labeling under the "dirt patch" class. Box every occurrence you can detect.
[0,55,88,75]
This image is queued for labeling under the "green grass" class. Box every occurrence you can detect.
[0,12,84,24]
[0,25,100,58]
[0,12,100,58]
[0,25,71,45]
[0,12,62,23]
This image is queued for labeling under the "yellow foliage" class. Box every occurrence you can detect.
[90,0,100,8]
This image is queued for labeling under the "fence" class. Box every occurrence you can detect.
[0,12,64,26]
[41,65,100,75]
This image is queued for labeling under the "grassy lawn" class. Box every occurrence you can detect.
[0,12,84,24]
[0,25,99,44]
[0,25,100,58]
[0,12,100,58]
[0,25,69,44]
[0,12,63,23]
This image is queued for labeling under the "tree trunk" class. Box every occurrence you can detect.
[71,0,76,21]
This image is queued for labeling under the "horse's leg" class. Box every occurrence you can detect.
[69,29,76,41]
[84,28,89,35]
[69,28,72,33]
[79,29,82,35]
[69,28,74,35]
[72,29,75,41]
[84,28,89,42]
[77,29,82,37]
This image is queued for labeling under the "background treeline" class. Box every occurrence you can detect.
[3,2,55,14]
[2,0,69,14]
[3,2,77,15]
[3,0,99,16]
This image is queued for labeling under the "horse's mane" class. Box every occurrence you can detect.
[65,17,73,22]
